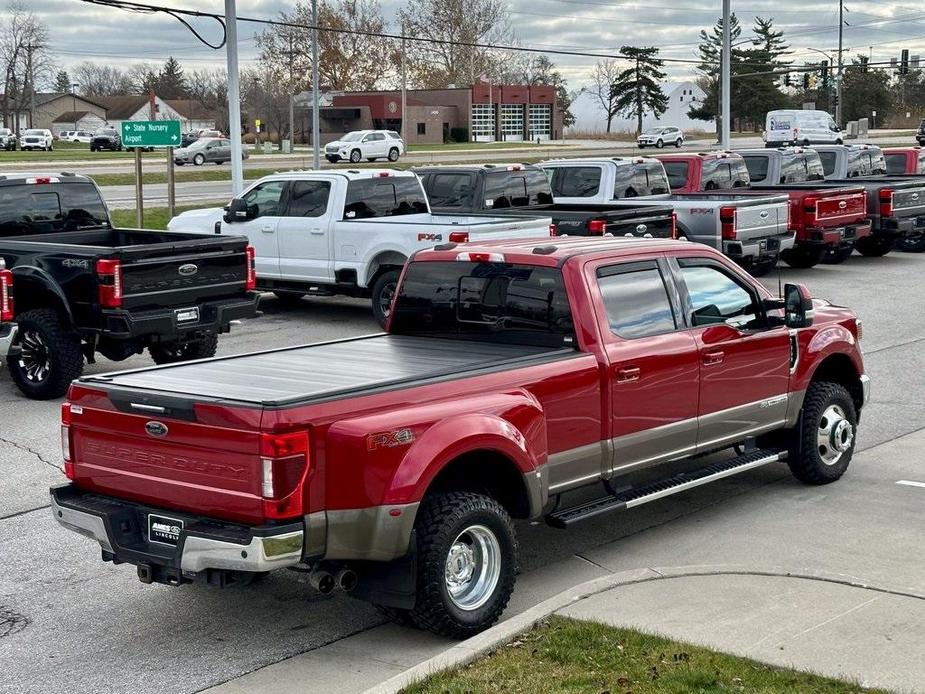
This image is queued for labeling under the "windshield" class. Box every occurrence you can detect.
[23,130,44,136]
[644,128,666,135]
[0,182,110,236]
[187,139,213,150]
[340,132,365,142]
[390,261,574,347]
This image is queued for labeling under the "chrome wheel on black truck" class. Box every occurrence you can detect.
[788,381,857,484]
[7,309,84,400]
[407,492,517,639]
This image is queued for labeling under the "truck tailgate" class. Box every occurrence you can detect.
[733,199,790,241]
[811,190,868,226]
[117,235,250,311]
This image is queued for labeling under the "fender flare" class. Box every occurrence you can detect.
[795,325,863,392]
[11,266,75,325]
[385,409,547,516]
[363,248,408,287]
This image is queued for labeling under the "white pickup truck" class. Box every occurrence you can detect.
[168,170,553,324]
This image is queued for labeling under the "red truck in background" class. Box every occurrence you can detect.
[883,147,925,175]
[656,151,751,193]
[51,237,869,639]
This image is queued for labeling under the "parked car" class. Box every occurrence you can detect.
[90,128,122,152]
[57,130,74,141]
[51,235,869,638]
[167,169,553,325]
[916,119,925,146]
[540,157,793,275]
[655,151,750,192]
[180,131,200,148]
[765,110,843,147]
[19,129,54,151]
[0,128,16,151]
[737,147,872,266]
[637,126,684,149]
[0,258,16,370]
[197,128,223,138]
[325,130,404,163]
[0,173,259,399]
[68,130,94,144]
[174,138,248,166]
[415,163,676,239]
[880,147,925,175]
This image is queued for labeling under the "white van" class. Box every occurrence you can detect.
[765,110,843,147]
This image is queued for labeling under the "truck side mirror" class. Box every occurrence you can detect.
[225,198,249,223]
[784,283,814,328]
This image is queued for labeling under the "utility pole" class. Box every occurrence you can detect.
[400,20,407,146]
[721,0,731,149]
[26,44,34,129]
[311,0,320,169]
[283,32,297,152]
[836,0,844,126]
[225,0,245,195]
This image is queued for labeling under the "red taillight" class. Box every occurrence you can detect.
[449,231,470,243]
[0,268,13,322]
[260,431,310,520]
[456,252,505,263]
[720,206,737,240]
[96,258,122,308]
[879,188,894,218]
[245,246,256,290]
[549,223,557,237]
[588,219,607,235]
[671,212,678,239]
[61,403,74,479]
[803,196,819,227]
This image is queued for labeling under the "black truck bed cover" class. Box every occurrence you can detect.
[81,335,567,407]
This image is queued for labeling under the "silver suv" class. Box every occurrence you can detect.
[637,126,684,149]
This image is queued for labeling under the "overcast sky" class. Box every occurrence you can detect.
[42,0,925,89]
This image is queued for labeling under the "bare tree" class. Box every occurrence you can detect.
[73,62,134,97]
[186,68,228,132]
[588,58,623,133]
[0,2,53,132]
[397,0,513,88]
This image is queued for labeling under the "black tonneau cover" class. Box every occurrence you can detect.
[80,335,567,407]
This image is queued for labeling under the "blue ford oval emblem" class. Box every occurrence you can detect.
[178,263,198,277]
[145,421,169,437]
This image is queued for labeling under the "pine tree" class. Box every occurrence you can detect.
[612,46,669,135]
[753,17,791,68]
[54,70,71,93]
[156,56,187,98]
[691,14,743,135]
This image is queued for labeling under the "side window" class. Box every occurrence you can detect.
[427,172,474,209]
[597,263,677,339]
[549,166,602,198]
[524,170,553,204]
[613,165,637,198]
[730,159,750,186]
[742,155,769,184]
[643,164,669,194]
[286,180,330,218]
[242,181,286,219]
[679,263,761,330]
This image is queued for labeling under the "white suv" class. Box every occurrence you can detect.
[637,126,684,149]
[20,129,54,151]
[325,130,405,164]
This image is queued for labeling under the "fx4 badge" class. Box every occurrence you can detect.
[367,428,414,451]
[417,233,443,242]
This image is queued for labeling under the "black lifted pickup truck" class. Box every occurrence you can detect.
[0,173,258,399]
[414,163,676,239]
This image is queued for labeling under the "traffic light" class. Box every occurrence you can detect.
[821,60,830,88]
[901,49,910,75]
[803,73,810,89]
[784,73,791,87]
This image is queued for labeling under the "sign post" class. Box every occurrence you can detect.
[121,120,182,226]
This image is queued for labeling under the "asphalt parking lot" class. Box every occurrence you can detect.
[1,251,924,693]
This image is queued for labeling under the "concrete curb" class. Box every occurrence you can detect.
[363,563,925,694]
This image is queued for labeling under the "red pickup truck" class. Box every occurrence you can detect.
[883,147,925,175]
[50,237,869,638]
[656,151,751,193]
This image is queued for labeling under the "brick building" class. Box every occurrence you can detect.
[319,84,561,145]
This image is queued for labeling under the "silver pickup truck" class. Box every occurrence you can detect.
[541,157,794,275]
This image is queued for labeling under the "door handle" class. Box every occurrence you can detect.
[615,366,641,383]
[309,228,325,235]
[261,226,275,233]
[703,350,725,365]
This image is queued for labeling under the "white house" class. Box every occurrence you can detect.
[94,95,215,132]
[568,81,715,135]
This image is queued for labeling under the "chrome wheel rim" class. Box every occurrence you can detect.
[444,524,501,611]
[817,404,853,465]
[18,329,51,383]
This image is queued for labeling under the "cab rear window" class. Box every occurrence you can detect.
[344,177,428,219]
[0,182,110,236]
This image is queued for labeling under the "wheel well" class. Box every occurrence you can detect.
[366,252,407,286]
[810,353,863,412]
[425,450,531,519]
[12,277,71,325]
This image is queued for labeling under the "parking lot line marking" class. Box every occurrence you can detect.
[896,480,925,489]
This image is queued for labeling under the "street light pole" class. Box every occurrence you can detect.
[225,0,245,196]
[71,83,78,131]
[721,0,731,149]
[836,0,844,126]
[311,0,321,170]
